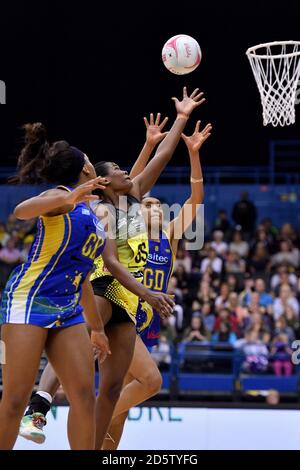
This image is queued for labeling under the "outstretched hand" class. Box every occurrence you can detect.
[172,87,205,118]
[65,176,109,206]
[144,113,169,146]
[181,120,212,153]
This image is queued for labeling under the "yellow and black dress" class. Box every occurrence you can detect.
[90,194,148,324]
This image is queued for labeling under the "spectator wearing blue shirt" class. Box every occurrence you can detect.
[244,278,273,307]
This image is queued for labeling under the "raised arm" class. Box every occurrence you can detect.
[14,177,107,220]
[129,113,168,179]
[132,87,205,197]
[166,121,212,255]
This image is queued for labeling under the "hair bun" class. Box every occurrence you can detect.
[24,122,47,145]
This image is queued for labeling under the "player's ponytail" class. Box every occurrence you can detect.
[11,123,87,186]
[11,122,49,183]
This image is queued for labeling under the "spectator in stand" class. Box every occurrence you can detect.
[245,312,271,339]
[225,251,246,274]
[271,240,299,269]
[0,238,23,289]
[211,230,228,256]
[239,275,255,305]
[0,238,22,265]
[183,313,210,342]
[174,265,189,292]
[5,213,19,234]
[260,218,278,247]
[200,247,223,275]
[274,316,295,344]
[232,191,257,237]
[272,284,299,321]
[215,282,231,311]
[200,301,215,334]
[248,242,270,275]
[237,329,269,374]
[244,278,273,308]
[227,292,247,333]
[213,209,232,240]
[211,321,237,345]
[0,222,10,248]
[226,274,239,293]
[271,333,293,376]
[173,243,192,273]
[250,225,274,255]
[160,317,177,343]
[284,305,300,333]
[213,307,239,334]
[197,280,217,304]
[168,275,183,303]
[279,223,300,247]
[151,335,172,370]
[229,230,249,258]
[271,265,297,294]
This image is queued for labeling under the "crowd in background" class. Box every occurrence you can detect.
[0,192,299,377]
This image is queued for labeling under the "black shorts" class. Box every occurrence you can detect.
[91,276,134,326]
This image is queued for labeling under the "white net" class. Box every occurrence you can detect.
[246,41,300,126]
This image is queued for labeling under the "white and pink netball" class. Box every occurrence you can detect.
[162,34,201,75]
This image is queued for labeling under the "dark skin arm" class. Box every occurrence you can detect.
[14,177,108,220]
[129,113,169,179]
[81,276,111,363]
[130,87,205,199]
[167,121,212,256]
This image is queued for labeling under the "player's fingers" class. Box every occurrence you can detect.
[194,97,206,107]
[195,120,201,133]
[183,86,188,98]
[150,113,154,125]
[155,113,161,126]
[160,132,168,139]
[193,92,204,101]
[204,125,213,135]
[171,97,179,104]
[98,350,107,364]
[159,116,169,129]
[144,117,149,128]
[190,88,200,98]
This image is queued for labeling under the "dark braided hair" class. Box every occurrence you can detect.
[11,123,86,186]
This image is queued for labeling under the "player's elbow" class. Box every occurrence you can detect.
[14,205,30,220]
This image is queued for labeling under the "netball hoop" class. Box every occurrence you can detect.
[246,41,300,126]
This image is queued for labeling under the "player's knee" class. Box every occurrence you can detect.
[143,368,162,395]
[69,383,95,410]
[101,379,123,403]
[2,393,28,418]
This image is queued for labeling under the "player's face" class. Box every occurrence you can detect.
[105,162,133,192]
[142,197,163,232]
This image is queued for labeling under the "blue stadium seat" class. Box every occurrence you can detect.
[178,373,235,392]
[240,375,299,393]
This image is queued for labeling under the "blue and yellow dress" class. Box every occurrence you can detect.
[90,194,148,324]
[0,186,106,328]
[136,231,174,347]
